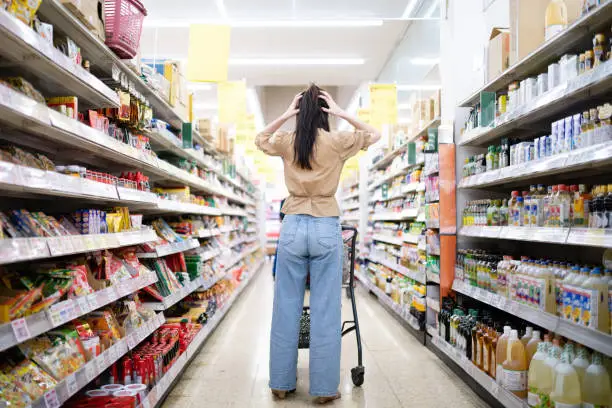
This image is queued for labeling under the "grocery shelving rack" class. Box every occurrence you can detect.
[424,5,612,408]
[0,2,265,406]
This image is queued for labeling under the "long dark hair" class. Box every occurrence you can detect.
[294,84,330,170]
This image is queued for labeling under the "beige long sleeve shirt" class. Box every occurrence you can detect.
[255,129,375,217]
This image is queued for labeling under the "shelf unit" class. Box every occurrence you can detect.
[0,4,265,405]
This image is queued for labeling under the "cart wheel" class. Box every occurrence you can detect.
[351,366,365,387]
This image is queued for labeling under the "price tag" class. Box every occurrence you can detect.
[44,389,61,408]
[496,296,507,310]
[142,395,151,408]
[127,333,136,349]
[85,362,96,382]
[509,302,519,315]
[75,296,90,315]
[47,308,63,327]
[490,382,500,397]
[66,373,79,396]
[109,345,117,362]
[485,292,494,304]
[11,318,31,342]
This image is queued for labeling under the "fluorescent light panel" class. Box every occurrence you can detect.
[424,0,440,18]
[144,19,383,28]
[401,0,418,18]
[229,58,365,66]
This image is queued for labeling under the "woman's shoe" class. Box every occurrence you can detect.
[271,389,296,399]
[315,392,341,404]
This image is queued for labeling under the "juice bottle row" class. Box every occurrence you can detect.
[438,303,612,407]
[462,183,612,229]
[456,249,612,334]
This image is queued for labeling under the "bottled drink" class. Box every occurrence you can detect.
[528,341,551,407]
[582,352,612,408]
[572,345,590,385]
[509,191,519,226]
[500,199,509,226]
[521,326,533,346]
[502,329,528,398]
[526,330,542,364]
[559,184,572,228]
[496,326,512,386]
[516,196,525,227]
[545,0,568,40]
[582,267,610,333]
[605,184,612,229]
[550,349,582,407]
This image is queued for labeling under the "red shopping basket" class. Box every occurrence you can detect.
[104,0,147,59]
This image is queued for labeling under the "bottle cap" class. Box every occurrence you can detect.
[503,325,511,334]
[510,329,519,339]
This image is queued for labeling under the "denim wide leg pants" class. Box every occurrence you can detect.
[269,214,342,396]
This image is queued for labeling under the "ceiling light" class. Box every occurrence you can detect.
[410,57,440,65]
[401,0,418,19]
[424,0,440,18]
[396,84,441,91]
[143,19,383,28]
[228,58,365,66]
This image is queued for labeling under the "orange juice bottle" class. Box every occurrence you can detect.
[502,329,529,398]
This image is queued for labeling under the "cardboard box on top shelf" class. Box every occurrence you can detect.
[197,119,213,141]
[432,90,441,118]
[60,0,105,40]
[508,0,548,66]
[163,61,180,107]
[216,127,230,154]
[487,28,510,82]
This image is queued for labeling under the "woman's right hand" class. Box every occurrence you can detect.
[319,91,345,117]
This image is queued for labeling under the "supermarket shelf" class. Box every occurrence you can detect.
[370,144,409,171]
[459,225,612,248]
[247,216,257,223]
[357,272,423,334]
[228,237,248,248]
[343,202,360,211]
[342,215,360,222]
[197,272,230,293]
[222,208,248,217]
[143,275,207,311]
[193,229,221,239]
[372,208,419,221]
[426,272,440,284]
[458,2,612,107]
[458,142,612,189]
[0,9,119,109]
[371,234,404,246]
[459,60,612,147]
[0,273,158,352]
[428,334,526,408]
[403,233,420,244]
[452,279,612,356]
[30,312,166,408]
[246,227,257,233]
[407,117,441,143]
[196,249,222,262]
[37,0,187,127]
[155,200,222,216]
[342,190,360,201]
[0,228,158,265]
[368,164,415,191]
[136,238,200,258]
[426,297,440,313]
[367,254,426,284]
[369,183,425,203]
[149,259,265,408]
[223,245,262,270]
[220,226,239,233]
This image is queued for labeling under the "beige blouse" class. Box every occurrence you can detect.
[255,129,374,217]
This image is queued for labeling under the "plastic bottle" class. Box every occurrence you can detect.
[572,345,590,385]
[496,326,512,386]
[558,184,572,228]
[483,327,493,375]
[605,184,612,229]
[545,338,562,384]
[521,326,533,346]
[516,196,525,227]
[543,185,554,227]
[502,329,528,398]
[509,191,519,226]
[582,267,610,333]
[526,330,542,364]
[572,267,590,325]
[550,349,582,407]
[500,199,509,226]
[545,0,568,40]
[582,352,612,408]
[528,341,551,407]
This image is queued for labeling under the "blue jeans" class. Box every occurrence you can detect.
[269,214,342,396]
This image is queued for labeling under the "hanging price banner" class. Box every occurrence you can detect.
[187,24,231,82]
[369,83,397,128]
[218,81,247,124]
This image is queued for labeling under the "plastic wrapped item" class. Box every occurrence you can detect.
[8,359,57,399]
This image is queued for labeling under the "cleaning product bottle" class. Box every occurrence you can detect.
[496,326,512,386]
[528,341,552,407]
[550,348,582,407]
[502,329,528,398]
[545,0,568,40]
[582,352,612,408]
[526,330,542,364]
[582,267,610,333]
[572,345,590,385]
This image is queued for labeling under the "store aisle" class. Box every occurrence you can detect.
[162,263,490,408]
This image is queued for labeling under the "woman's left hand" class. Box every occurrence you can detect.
[283,93,303,118]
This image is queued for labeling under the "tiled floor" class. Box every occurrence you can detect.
[162,263,491,407]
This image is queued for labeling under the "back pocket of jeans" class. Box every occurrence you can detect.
[279,218,298,245]
[314,219,339,249]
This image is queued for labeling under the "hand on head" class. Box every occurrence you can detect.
[283,93,303,119]
[318,90,344,117]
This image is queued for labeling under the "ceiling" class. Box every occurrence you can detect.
[139,0,441,86]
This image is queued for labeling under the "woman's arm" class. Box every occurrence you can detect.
[260,93,302,135]
[319,91,381,144]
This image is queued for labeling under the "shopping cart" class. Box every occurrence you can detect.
[297,225,365,387]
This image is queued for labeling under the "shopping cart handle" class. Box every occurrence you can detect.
[341,225,358,233]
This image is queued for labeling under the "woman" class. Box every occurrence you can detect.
[255,84,380,404]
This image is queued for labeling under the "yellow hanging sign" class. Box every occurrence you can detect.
[369,83,397,128]
[236,113,255,144]
[187,24,231,82]
[357,108,370,124]
[218,81,247,124]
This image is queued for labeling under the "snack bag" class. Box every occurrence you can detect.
[0,373,33,408]
[10,359,57,399]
